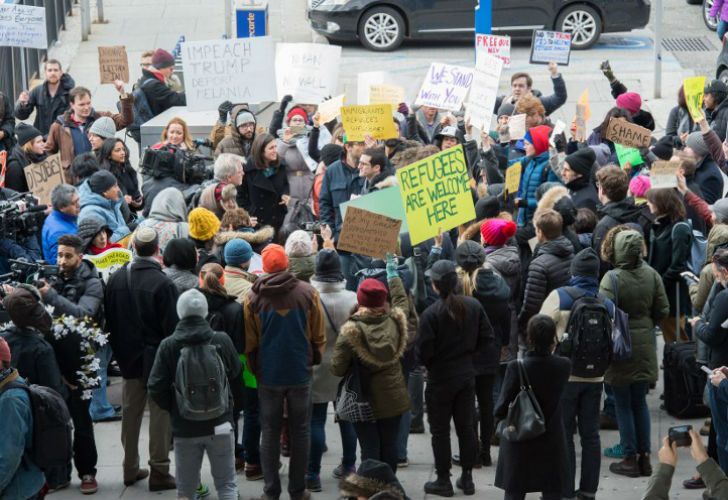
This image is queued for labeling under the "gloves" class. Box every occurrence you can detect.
[279,94,293,113]
[397,102,410,116]
[218,100,233,123]
[600,60,615,83]
[386,253,399,280]
[514,198,523,209]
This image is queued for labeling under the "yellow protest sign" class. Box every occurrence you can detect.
[684,76,706,121]
[369,84,405,105]
[505,162,522,194]
[340,104,398,142]
[396,145,475,245]
[85,248,132,282]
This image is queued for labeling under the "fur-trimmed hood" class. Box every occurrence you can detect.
[534,185,568,220]
[214,226,275,247]
[339,307,408,369]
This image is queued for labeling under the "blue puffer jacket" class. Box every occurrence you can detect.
[78,180,130,242]
[512,151,560,226]
[41,209,78,264]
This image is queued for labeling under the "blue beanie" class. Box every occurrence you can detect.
[224,239,253,267]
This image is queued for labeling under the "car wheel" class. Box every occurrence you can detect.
[556,4,602,50]
[719,68,728,85]
[704,0,718,31]
[358,6,405,51]
[688,0,702,5]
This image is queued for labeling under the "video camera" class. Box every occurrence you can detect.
[140,144,214,186]
[0,193,47,240]
[0,258,59,293]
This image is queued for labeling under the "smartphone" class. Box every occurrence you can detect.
[701,365,713,375]
[288,125,306,135]
[681,271,699,284]
[668,425,692,447]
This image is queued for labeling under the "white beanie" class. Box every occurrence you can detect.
[176,289,208,319]
[284,229,313,258]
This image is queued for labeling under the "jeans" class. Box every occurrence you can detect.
[243,386,261,465]
[308,402,357,476]
[562,382,602,498]
[709,383,728,470]
[354,415,402,474]
[259,383,312,500]
[612,382,651,456]
[339,253,372,292]
[603,383,616,420]
[719,20,728,42]
[89,344,115,421]
[408,367,425,428]
[174,432,238,500]
[475,374,495,457]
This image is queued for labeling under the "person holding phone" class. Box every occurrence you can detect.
[275,106,316,207]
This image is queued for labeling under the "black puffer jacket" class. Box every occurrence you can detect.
[0,326,64,395]
[472,267,511,374]
[565,176,598,213]
[199,288,245,354]
[519,236,574,325]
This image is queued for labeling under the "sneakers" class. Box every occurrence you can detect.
[332,463,356,479]
[683,476,706,489]
[456,470,475,496]
[609,455,640,478]
[245,463,264,481]
[603,443,626,459]
[424,475,454,497]
[397,458,409,468]
[80,476,98,495]
[306,474,322,492]
[194,484,210,499]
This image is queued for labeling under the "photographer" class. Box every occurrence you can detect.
[0,187,43,274]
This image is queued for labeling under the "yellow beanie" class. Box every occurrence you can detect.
[188,207,221,241]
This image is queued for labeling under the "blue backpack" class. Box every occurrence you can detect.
[672,220,707,275]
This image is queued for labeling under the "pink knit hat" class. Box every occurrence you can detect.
[616,92,642,115]
[480,219,517,247]
[629,175,651,198]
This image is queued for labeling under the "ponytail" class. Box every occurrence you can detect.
[199,263,227,297]
[434,272,465,328]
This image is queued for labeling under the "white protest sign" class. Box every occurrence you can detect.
[0,4,47,49]
[530,30,572,65]
[415,63,474,112]
[357,71,388,105]
[467,53,503,131]
[275,43,341,104]
[181,37,276,111]
[475,33,511,68]
[508,114,526,140]
[317,94,345,123]
[550,119,566,147]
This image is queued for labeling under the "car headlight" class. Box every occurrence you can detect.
[310,0,349,10]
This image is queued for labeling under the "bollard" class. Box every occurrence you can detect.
[96,0,104,23]
[80,0,91,40]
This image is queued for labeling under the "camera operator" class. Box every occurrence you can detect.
[0,187,43,274]
[42,184,80,264]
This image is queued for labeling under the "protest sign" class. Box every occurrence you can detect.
[181,37,276,111]
[508,114,526,140]
[650,161,680,189]
[615,143,644,168]
[475,33,511,68]
[357,71,388,105]
[467,53,503,131]
[337,206,402,259]
[530,30,572,65]
[550,120,566,147]
[317,94,345,124]
[341,188,408,234]
[98,46,129,84]
[0,151,6,188]
[684,76,706,122]
[275,43,341,104]
[0,4,47,49]
[606,118,651,149]
[86,248,133,282]
[396,145,475,244]
[415,63,475,112]
[23,153,63,206]
[505,162,522,195]
[369,84,405,105]
[340,104,398,142]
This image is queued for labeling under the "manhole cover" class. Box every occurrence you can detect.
[662,37,716,52]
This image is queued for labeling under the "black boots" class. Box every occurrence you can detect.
[609,455,640,478]
[638,453,652,477]
[424,474,454,497]
[456,469,475,495]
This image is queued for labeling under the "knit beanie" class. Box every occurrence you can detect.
[286,107,308,124]
[524,125,551,155]
[570,247,600,279]
[2,285,53,334]
[163,237,197,270]
[629,175,652,198]
[88,170,118,194]
[357,278,388,308]
[15,123,42,147]
[224,239,253,267]
[235,111,255,128]
[686,132,710,158]
[152,48,175,69]
[455,240,486,269]
[475,195,500,221]
[564,148,596,178]
[0,337,9,363]
[712,198,728,224]
[650,136,674,161]
[314,249,344,282]
[480,219,517,247]
[320,144,343,167]
[706,79,728,102]
[88,116,117,139]
[616,92,642,115]
[262,244,288,273]
[188,207,221,241]
[285,229,313,257]
[497,100,516,117]
[176,288,209,319]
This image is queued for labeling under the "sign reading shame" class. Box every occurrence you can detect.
[98,46,129,83]
[0,4,47,49]
[275,43,341,104]
[182,37,276,111]
[605,118,652,149]
[24,153,63,206]
[415,63,474,112]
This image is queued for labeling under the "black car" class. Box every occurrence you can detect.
[717,35,728,83]
[308,0,651,51]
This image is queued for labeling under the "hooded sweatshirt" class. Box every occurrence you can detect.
[137,187,189,253]
[78,180,130,242]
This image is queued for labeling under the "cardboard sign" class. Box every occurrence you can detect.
[505,162,522,195]
[341,187,409,234]
[337,206,402,259]
[23,153,62,206]
[684,76,706,122]
[415,63,475,112]
[650,160,680,189]
[0,151,6,188]
[181,37,276,111]
[340,104,398,142]
[615,143,644,168]
[0,4,47,49]
[508,114,526,140]
[530,30,572,65]
[369,84,405,106]
[605,118,651,149]
[475,33,511,68]
[357,71,388,105]
[275,43,341,104]
[317,94,345,124]
[98,46,130,84]
[396,145,475,245]
[85,248,132,282]
[467,53,503,131]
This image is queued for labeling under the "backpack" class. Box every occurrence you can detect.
[557,288,613,378]
[672,220,707,275]
[1,381,73,471]
[173,335,230,421]
[127,78,156,143]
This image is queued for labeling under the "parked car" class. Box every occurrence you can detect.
[308,0,651,51]
[717,36,728,83]
[705,0,719,31]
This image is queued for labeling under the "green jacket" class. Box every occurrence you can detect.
[642,459,728,500]
[600,230,669,386]
[289,255,315,283]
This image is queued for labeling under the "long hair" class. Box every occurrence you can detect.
[98,138,129,170]
[434,272,465,328]
[161,117,195,150]
[598,107,633,138]
[645,188,686,223]
[199,263,227,297]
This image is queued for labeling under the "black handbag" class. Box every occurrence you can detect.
[497,359,546,442]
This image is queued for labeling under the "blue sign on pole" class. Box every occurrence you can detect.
[474,0,492,35]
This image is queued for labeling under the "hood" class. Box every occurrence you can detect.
[79,180,120,212]
[567,275,600,295]
[613,229,644,269]
[340,307,408,368]
[148,187,188,223]
[310,278,348,294]
[597,198,641,223]
[707,224,728,264]
[77,217,109,250]
[485,245,520,276]
[251,271,298,296]
[230,104,257,142]
[474,267,510,301]
[289,255,315,282]
[534,185,568,220]
[173,316,215,343]
[533,235,574,259]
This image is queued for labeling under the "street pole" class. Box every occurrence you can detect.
[225,0,233,38]
[97,0,105,23]
[654,0,662,99]
[19,49,28,91]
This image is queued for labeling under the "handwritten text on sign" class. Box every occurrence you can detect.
[415,63,474,112]
[98,46,130,84]
[24,153,63,206]
[337,206,402,259]
[0,4,47,49]
[396,145,475,245]
[605,118,652,149]
[467,53,503,131]
[340,104,398,142]
[275,43,341,104]
[181,37,276,111]
[475,34,511,68]
[530,30,572,65]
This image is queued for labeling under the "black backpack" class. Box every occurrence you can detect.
[126,78,155,143]
[1,381,73,471]
[558,288,613,378]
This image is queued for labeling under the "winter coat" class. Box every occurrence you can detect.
[44,259,104,324]
[214,226,275,255]
[199,288,245,354]
[141,175,191,218]
[106,258,180,379]
[665,105,695,140]
[319,158,365,239]
[239,159,289,232]
[494,352,571,493]
[407,109,444,144]
[519,236,574,325]
[289,255,315,283]
[0,326,64,395]
[694,154,724,205]
[494,74,568,116]
[565,175,598,213]
[147,316,242,438]
[690,224,728,312]
[695,284,728,369]
[642,460,728,500]
[137,187,189,253]
[485,244,521,302]
[332,306,410,419]
[471,266,511,372]
[600,230,669,386]
[164,266,198,294]
[707,97,728,142]
[648,217,692,315]
[78,180,130,242]
[41,209,78,264]
[4,145,46,193]
[137,68,186,117]
[310,278,358,404]
[214,105,257,159]
[512,151,561,226]
[14,73,75,135]
[277,136,314,203]
[223,266,257,303]
[592,198,647,265]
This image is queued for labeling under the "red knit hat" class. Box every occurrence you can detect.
[151,48,175,69]
[480,219,517,247]
[616,92,642,115]
[262,244,289,273]
[524,125,551,156]
[286,107,308,124]
[0,337,10,363]
[357,278,388,309]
